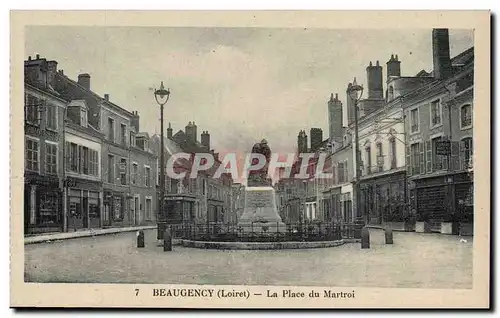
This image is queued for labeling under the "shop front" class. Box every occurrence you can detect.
[411,172,473,235]
[359,171,406,226]
[66,177,102,231]
[102,189,129,228]
[24,172,63,234]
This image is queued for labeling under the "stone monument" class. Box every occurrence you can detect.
[238,139,286,232]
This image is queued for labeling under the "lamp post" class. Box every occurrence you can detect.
[348,81,365,225]
[154,81,170,240]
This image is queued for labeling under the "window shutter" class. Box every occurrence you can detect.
[406,144,412,176]
[344,162,348,183]
[459,140,465,170]
[451,141,460,171]
[65,142,70,170]
[77,145,82,173]
[426,140,432,173]
[419,142,425,175]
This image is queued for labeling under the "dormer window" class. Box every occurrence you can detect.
[80,108,88,127]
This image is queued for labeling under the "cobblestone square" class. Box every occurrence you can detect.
[24,228,473,288]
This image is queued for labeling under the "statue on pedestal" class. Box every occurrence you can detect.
[247,139,273,187]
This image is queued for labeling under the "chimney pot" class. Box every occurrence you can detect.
[369,61,373,67]
[36,54,40,59]
[78,73,91,90]
[104,94,109,101]
[28,56,31,61]
[376,60,380,66]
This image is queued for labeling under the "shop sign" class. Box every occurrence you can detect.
[435,140,451,155]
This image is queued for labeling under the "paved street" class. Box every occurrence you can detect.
[25,229,472,288]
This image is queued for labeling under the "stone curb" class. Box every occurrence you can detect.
[24,225,157,245]
[177,239,345,250]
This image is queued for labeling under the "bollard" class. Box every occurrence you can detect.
[137,230,145,248]
[163,228,172,252]
[385,227,393,244]
[361,226,370,249]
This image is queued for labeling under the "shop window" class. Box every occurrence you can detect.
[25,137,39,172]
[113,196,124,220]
[45,142,57,175]
[38,191,60,225]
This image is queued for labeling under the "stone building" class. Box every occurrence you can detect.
[403,29,474,235]
[64,99,103,231]
[24,56,67,234]
[51,63,157,231]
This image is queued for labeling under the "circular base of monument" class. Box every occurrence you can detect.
[178,239,345,250]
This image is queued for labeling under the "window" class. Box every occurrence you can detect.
[25,138,39,172]
[461,104,472,129]
[145,198,152,220]
[108,118,115,142]
[82,146,89,175]
[80,108,88,127]
[365,146,372,175]
[432,137,445,170]
[144,166,151,187]
[430,99,442,127]
[337,162,345,183]
[120,124,127,146]
[130,132,136,147]
[46,104,57,130]
[132,163,138,185]
[108,155,114,183]
[45,142,57,174]
[25,94,41,125]
[89,150,99,176]
[120,158,127,185]
[343,161,348,182]
[69,143,79,172]
[389,138,397,169]
[376,143,383,172]
[410,143,420,174]
[410,108,419,133]
[461,137,473,170]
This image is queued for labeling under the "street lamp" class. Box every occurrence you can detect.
[348,80,365,225]
[154,81,171,240]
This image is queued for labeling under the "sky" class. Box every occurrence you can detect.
[25,27,473,159]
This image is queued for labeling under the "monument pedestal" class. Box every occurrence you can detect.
[237,186,286,232]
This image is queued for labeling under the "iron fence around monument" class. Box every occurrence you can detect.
[168,222,359,242]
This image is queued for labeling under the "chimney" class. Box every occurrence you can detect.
[201,131,210,151]
[432,29,452,80]
[104,94,109,101]
[46,60,58,87]
[131,111,139,132]
[78,73,91,90]
[167,122,173,139]
[36,54,40,59]
[310,128,323,153]
[366,61,383,99]
[386,54,401,81]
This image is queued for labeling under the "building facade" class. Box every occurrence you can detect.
[403,30,474,234]
[24,56,67,234]
[64,100,103,231]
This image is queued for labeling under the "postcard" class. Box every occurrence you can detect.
[10,10,490,308]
